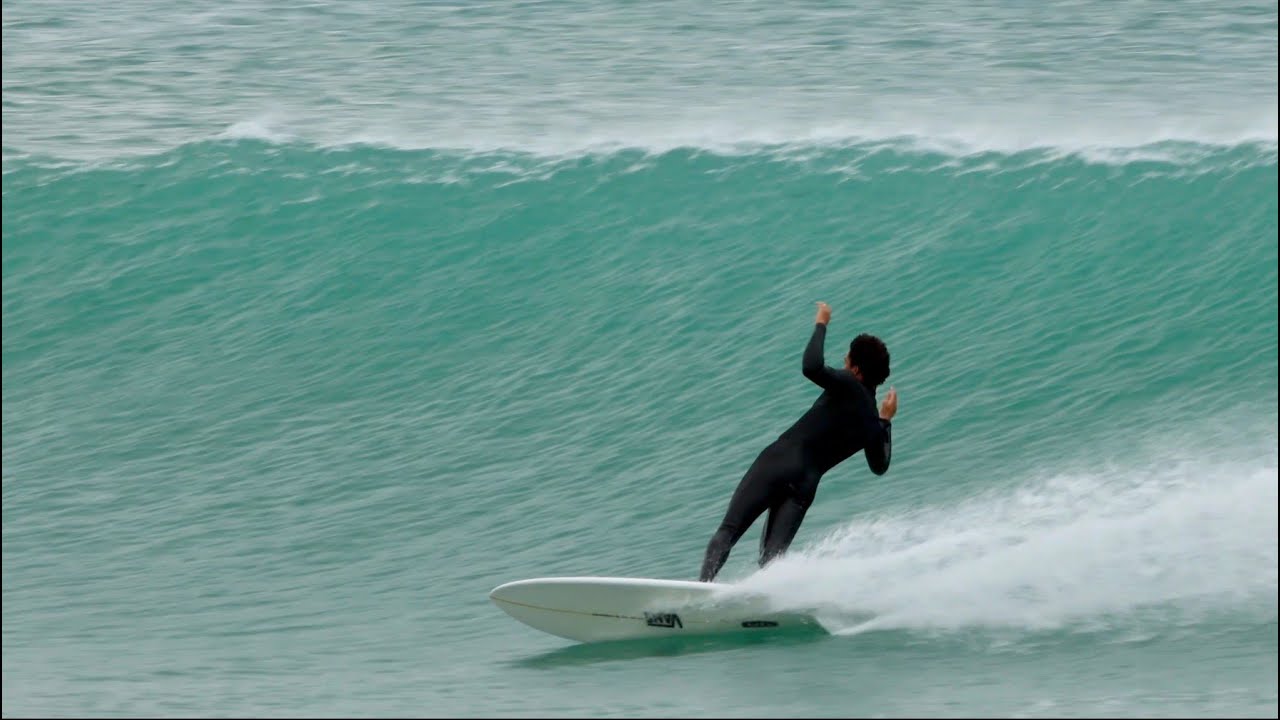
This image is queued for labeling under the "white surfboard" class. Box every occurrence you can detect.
[489,576,824,643]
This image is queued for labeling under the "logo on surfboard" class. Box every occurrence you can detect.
[644,612,683,628]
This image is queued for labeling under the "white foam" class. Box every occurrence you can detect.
[729,443,1279,636]
[11,105,1275,168]
[208,99,1279,163]
[219,115,296,144]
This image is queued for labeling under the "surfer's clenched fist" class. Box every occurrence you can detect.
[815,301,832,325]
[879,387,898,421]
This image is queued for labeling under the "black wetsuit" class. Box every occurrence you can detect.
[698,322,892,582]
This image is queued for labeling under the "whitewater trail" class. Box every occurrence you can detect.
[730,442,1278,637]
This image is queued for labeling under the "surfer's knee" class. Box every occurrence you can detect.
[713,520,744,545]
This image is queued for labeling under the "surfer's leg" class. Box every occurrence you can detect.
[699,483,772,582]
[699,446,788,582]
[758,496,811,568]
[758,473,817,567]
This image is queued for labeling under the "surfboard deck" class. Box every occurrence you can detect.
[489,576,824,643]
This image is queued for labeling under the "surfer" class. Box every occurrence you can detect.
[699,302,897,582]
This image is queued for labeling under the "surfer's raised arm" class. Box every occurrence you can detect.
[801,302,848,392]
[802,304,895,409]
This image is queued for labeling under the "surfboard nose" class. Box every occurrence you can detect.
[488,581,519,606]
[488,578,531,603]
[489,577,584,607]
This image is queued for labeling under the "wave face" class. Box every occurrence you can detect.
[3,0,1278,718]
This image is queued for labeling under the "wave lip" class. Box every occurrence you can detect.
[5,102,1278,167]
[217,105,1279,157]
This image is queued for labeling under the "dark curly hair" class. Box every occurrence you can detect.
[848,334,890,388]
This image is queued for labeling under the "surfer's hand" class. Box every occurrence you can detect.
[815,302,832,325]
[879,387,898,421]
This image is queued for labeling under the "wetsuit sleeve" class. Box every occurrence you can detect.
[802,322,893,475]
[801,322,862,395]
[863,419,892,475]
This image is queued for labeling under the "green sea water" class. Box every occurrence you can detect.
[3,1,1278,717]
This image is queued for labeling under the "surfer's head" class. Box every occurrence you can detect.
[845,334,890,390]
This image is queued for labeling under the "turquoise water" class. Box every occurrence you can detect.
[3,1,1277,717]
